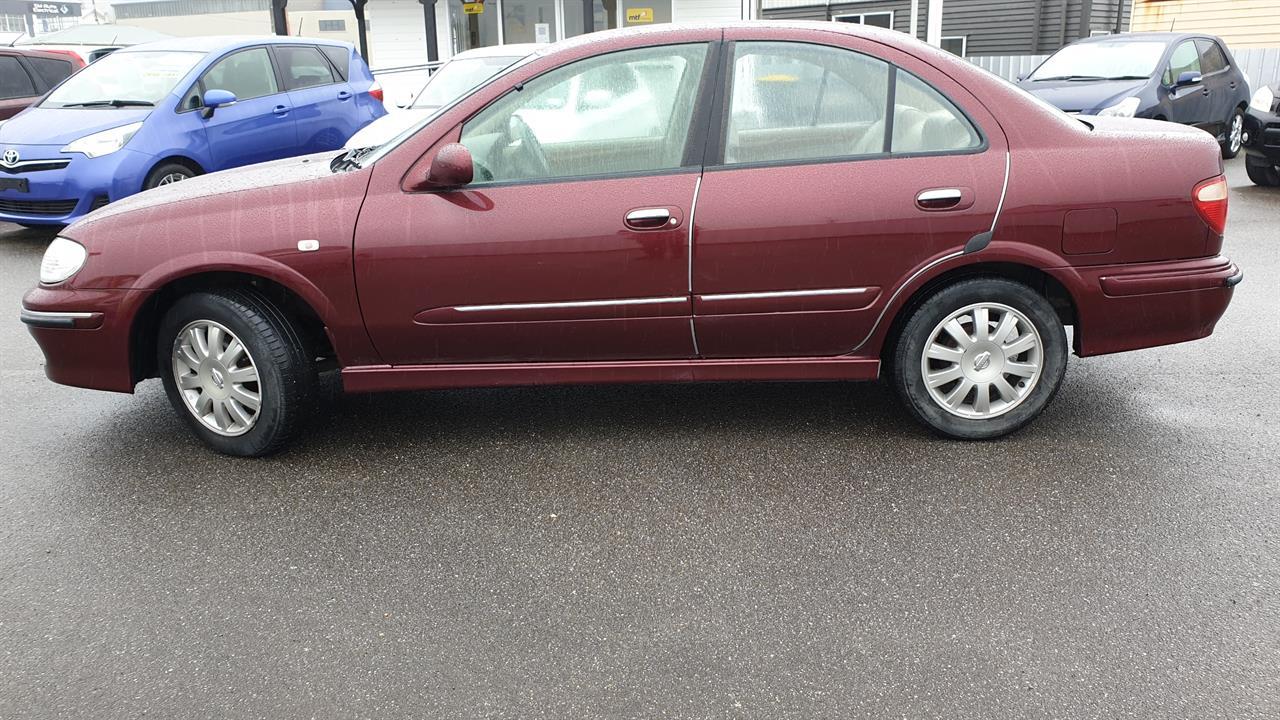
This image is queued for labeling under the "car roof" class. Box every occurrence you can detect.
[13,23,169,46]
[0,47,84,62]
[119,35,355,55]
[1072,31,1224,45]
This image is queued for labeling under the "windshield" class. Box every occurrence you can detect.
[41,50,202,108]
[412,55,525,110]
[1029,40,1167,81]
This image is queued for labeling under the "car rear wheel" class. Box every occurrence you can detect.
[144,162,197,190]
[1245,154,1280,186]
[157,289,315,457]
[892,278,1068,440]
[1221,107,1245,159]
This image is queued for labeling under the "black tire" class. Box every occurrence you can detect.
[1245,155,1280,187]
[891,278,1068,440]
[157,289,315,457]
[143,161,197,190]
[1221,107,1245,159]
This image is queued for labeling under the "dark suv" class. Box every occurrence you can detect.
[0,48,83,121]
[1019,33,1251,158]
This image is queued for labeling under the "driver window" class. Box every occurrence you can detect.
[201,48,280,102]
[1163,41,1200,85]
[459,43,709,184]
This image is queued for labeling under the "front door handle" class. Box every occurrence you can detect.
[916,188,963,210]
[1201,87,1211,96]
[272,105,290,116]
[625,207,675,230]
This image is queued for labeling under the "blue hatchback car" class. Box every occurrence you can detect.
[0,36,385,226]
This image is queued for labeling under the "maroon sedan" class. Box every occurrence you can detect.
[22,23,1240,456]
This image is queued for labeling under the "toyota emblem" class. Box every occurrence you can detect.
[0,149,18,167]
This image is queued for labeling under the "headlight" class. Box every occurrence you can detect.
[60,121,144,158]
[40,237,88,285]
[1097,97,1141,118]
[1250,86,1275,114]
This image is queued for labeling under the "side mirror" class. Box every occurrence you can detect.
[201,88,237,118]
[395,92,414,110]
[423,143,473,190]
[1175,71,1202,88]
[1016,72,1028,82]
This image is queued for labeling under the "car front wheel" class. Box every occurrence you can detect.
[144,162,197,190]
[157,290,315,457]
[892,278,1068,440]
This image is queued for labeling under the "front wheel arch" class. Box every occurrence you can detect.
[142,156,204,190]
[130,271,333,386]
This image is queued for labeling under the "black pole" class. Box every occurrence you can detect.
[352,0,370,62]
[420,0,438,63]
[271,0,288,36]
[583,0,593,34]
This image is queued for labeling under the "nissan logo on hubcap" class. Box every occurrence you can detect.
[0,149,18,167]
[210,367,225,389]
[972,351,992,372]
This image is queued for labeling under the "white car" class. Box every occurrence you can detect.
[346,44,538,149]
[13,23,171,63]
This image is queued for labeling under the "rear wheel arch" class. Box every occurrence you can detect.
[130,271,334,385]
[879,262,1079,370]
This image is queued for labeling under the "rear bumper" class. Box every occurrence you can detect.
[20,286,152,393]
[1049,255,1240,357]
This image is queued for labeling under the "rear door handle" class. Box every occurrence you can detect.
[916,188,964,210]
[337,90,352,101]
[273,105,290,116]
[625,207,676,230]
[1201,87,1211,96]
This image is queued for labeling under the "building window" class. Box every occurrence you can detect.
[0,14,25,33]
[832,12,894,30]
[941,36,967,57]
[318,19,347,32]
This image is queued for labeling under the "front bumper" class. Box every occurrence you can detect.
[1242,106,1280,164]
[0,146,153,225]
[21,285,154,393]
[1048,255,1241,357]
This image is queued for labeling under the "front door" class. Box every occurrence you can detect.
[691,34,1008,358]
[196,46,299,169]
[354,42,713,365]
[1164,40,1212,131]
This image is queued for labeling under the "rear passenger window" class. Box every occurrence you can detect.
[723,42,890,165]
[277,46,337,90]
[203,47,280,101]
[319,45,349,81]
[891,70,981,153]
[0,56,36,100]
[1195,39,1228,74]
[26,57,75,90]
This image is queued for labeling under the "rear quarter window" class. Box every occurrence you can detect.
[0,55,36,99]
[319,45,349,81]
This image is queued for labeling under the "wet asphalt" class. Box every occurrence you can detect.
[1,157,1277,719]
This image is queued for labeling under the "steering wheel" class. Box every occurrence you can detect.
[507,114,551,179]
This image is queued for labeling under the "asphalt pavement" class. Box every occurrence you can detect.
[1,157,1277,719]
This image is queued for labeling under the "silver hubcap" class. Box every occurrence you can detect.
[1230,114,1243,152]
[172,320,262,436]
[157,172,187,186]
[921,302,1044,419]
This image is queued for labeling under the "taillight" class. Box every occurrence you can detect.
[368,81,384,103]
[1192,175,1228,235]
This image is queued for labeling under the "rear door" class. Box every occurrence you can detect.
[354,41,716,365]
[690,31,1008,358]
[273,44,359,153]
[1195,38,1236,137]
[1163,40,1212,131]
[0,54,39,119]
[195,46,299,168]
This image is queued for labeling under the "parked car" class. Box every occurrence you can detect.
[1018,33,1251,158]
[0,48,84,122]
[0,36,385,227]
[22,23,1240,456]
[13,23,171,64]
[347,44,537,149]
[1242,82,1280,186]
